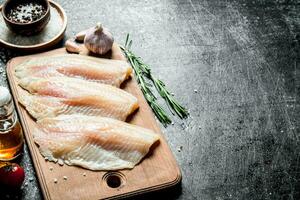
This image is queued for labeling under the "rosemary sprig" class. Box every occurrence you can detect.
[121,45,171,126]
[121,34,188,125]
[151,76,188,119]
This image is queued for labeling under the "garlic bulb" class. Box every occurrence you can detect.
[84,23,114,55]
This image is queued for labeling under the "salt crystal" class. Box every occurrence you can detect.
[58,159,64,166]
[177,146,183,152]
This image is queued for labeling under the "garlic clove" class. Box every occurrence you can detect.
[65,39,81,54]
[75,29,88,42]
[84,23,114,55]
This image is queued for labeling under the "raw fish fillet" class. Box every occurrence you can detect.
[15,54,132,87]
[33,115,160,170]
[18,77,138,121]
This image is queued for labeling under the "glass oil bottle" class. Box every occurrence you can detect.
[0,86,23,161]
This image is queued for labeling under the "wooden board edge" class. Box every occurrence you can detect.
[104,168,182,200]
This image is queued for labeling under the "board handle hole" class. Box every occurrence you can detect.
[107,175,121,188]
[103,172,126,188]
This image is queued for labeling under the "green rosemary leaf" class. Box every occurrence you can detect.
[125,34,130,48]
[128,40,133,50]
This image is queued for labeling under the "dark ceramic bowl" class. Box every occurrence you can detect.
[1,0,50,35]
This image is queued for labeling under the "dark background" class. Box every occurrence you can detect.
[0,0,299,199]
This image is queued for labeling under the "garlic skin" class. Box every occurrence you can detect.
[84,23,114,55]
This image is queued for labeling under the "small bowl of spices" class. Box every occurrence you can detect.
[1,0,50,35]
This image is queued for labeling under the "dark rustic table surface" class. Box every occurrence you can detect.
[0,0,299,199]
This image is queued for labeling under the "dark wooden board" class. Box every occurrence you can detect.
[6,45,181,200]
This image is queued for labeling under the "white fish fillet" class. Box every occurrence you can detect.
[15,54,132,87]
[33,115,160,170]
[18,77,139,121]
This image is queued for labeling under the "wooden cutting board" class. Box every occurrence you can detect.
[6,44,181,200]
